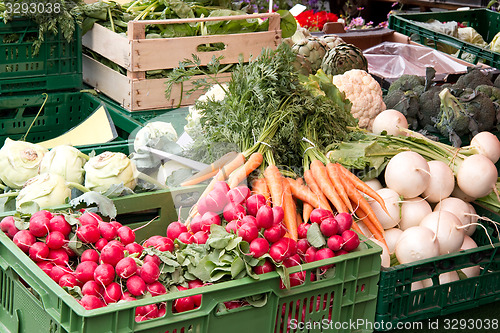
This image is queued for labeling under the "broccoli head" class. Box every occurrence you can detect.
[494,74,500,89]
[387,74,426,94]
[417,84,452,130]
[475,84,500,102]
[453,68,493,90]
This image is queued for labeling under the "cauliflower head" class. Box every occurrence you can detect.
[331,69,386,130]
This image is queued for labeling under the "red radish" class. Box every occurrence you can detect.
[32,210,53,220]
[187,279,203,289]
[126,275,146,296]
[272,206,284,225]
[121,293,136,301]
[100,243,125,266]
[320,218,339,237]
[256,205,274,229]
[174,296,195,313]
[107,240,125,251]
[46,231,66,249]
[140,262,160,284]
[341,230,360,252]
[47,248,69,266]
[109,221,122,229]
[227,186,251,205]
[241,215,257,226]
[95,238,108,251]
[13,230,36,253]
[178,232,194,244]
[147,281,167,296]
[59,274,78,288]
[327,235,343,252]
[104,282,122,303]
[196,196,209,216]
[139,304,160,319]
[75,261,98,283]
[115,257,138,279]
[50,265,73,283]
[269,238,296,263]
[254,259,275,274]
[94,263,115,286]
[315,248,335,270]
[283,254,301,267]
[49,215,71,236]
[310,208,333,225]
[201,211,221,232]
[225,220,238,234]
[29,214,50,237]
[335,249,349,256]
[297,223,311,239]
[213,181,230,194]
[143,235,163,248]
[153,237,174,252]
[289,271,306,287]
[144,254,161,267]
[29,241,49,261]
[125,242,143,254]
[79,212,102,227]
[0,216,19,238]
[238,222,259,243]
[62,244,77,258]
[117,226,135,245]
[246,194,267,217]
[263,224,286,243]
[82,280,104,297]
[167,221,188,240]
[249,238,270,258]
[205,189,229,213]
[193,231,209,244]
[98,222,117,241]
[296,239,309,256]
[189,215,203,234]
[37,261,53,275]
[77,224,100,244]
[79,295,105,310]
[335,213,353,234]
[223,203,246,222]
[304,247,317,263]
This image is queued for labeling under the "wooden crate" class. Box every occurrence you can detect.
[82,13,282,111]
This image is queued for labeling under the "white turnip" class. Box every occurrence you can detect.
[370,239,390,267]
[457,154,498,199]
[399,197,432,231]
[434,197,477,236]
[469,131,500,163]
[372,109,409,136]
[384,151,431,198]
[395,226,440,264]
[419,211,464,255]
[459,235,481,278]
[384,228,403,254]
[368,188,401,229]
[421,160,455,203]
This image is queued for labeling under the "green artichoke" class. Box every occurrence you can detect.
[320,43,368,76]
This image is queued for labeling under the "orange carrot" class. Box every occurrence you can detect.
[181,152,240,186]
[227,152,264,188]
[286,178,322,209]
[304,169,332,212]
[303,202,314,223]
[213,153,246,183]
[326,163,353,212]
[296,209,303,228]
[354,207,387,248]
[251,177,270,202]
[336,163,391,216]
[264,165,284,207]
[310,160,348,213]
[296,177,304,186]
[282,178,298,240]
[351,220,363,234]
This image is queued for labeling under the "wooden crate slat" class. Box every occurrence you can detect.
[82,23,130,69]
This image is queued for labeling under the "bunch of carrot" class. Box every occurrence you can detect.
[252,160,389,246]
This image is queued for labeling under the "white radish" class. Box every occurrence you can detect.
[450,183,476,202]
[364,178,383,192]
[372,109,409,136]
[469,131,500,164]
[368,188,401,229]
[421,160,455,203]
[419,211,464,255]
[421,271,459,287]
[460,235,481,278]
[457,154,498,199]
[384,228,403,254]
[434,197,476,236]
[384,151,431,198]
[371,238,391,268]
[399,197,432,230]
[395,226,440,264]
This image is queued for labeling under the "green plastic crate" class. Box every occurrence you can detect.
[0,90,143,155]
[375,204,500,330]
[0,18,82,94]
[0,189,381,333]
[389,9,500,69]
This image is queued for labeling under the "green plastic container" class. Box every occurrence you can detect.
[0,18,82,94]
[375,203,500,330]
[0,90,143,155]
[389,9,500,69]
[0,189,381,333]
